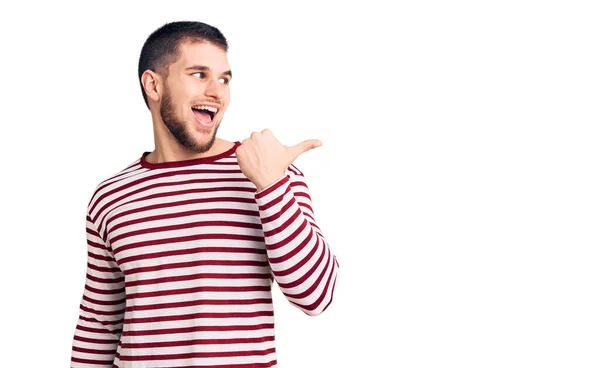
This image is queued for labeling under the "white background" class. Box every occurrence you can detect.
[0,1,599,367]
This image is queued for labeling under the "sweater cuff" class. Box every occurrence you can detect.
[254,173,289,200]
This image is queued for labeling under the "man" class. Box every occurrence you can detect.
[70,21,340,367]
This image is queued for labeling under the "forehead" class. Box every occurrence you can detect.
[171,40,230,72]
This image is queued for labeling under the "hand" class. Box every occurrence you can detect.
[236,129,322,191]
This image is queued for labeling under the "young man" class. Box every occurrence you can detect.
[70,21,340,367]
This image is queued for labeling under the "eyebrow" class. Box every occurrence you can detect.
[185,65,232,78]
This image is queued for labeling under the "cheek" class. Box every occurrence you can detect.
[222,95,231,109]
[176,102,188,116]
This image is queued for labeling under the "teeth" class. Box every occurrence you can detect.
[192,105,218,113]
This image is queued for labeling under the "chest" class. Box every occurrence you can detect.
[101,185,268,276]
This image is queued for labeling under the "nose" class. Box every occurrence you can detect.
[204,77,221,99]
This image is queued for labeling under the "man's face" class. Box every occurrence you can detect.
[159,41,231,153]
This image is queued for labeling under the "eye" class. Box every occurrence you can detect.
[219,77,230,85]
[192,72,206,78]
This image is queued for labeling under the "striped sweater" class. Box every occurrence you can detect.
[70,140,340,367]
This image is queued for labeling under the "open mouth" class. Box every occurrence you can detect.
[191,105,218,126]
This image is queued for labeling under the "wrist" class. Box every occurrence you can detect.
[255,173,286,192]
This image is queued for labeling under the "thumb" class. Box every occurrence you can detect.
[287,139,322,162]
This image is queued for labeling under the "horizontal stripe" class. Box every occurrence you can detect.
[123,310,274,324]
[122,323,275,337]
[117,347,276,361]
[71,145,339,366]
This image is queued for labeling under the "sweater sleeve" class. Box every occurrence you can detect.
[71,211,126,367]
[254,164,340,316]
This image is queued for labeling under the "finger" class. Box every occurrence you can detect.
[287,139,322,162]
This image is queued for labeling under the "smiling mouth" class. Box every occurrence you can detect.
[191,106,216,126]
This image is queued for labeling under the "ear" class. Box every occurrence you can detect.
[141,70,162,103]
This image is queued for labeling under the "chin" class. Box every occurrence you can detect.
[190,122,218,144]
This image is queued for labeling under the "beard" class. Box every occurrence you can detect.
[159,86,220,154]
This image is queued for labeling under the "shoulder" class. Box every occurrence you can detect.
[288,163,304,177]
[285,163,311,194]
[86,155,145,211]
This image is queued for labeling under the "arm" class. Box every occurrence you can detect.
[70,211,125,367]
[254,165,340,316]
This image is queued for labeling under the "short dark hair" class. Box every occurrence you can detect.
[137,21,228,109]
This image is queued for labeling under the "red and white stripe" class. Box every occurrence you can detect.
[71,141,340,367]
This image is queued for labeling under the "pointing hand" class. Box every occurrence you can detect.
[235,129,322,191]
